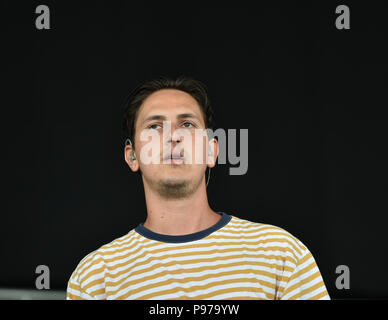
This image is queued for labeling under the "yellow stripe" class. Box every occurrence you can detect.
[67,281,81,292]
[186,286,271,300]
[98,263,283,294]
[76,233,141,271]
[208,233,304,256]
[126,282,271,300]
[66,291,87,300]
[222,296,266,300]
[288,280,326,300]
[283,270,321,296]
[111,247,295,274]
[309,290,329,300]
[76,224,304,274]
[227,218,305,246]
[79,264,106,283]
[225,219,307,251]
[82,274,106,291]
[100,234,302,262]
[281,257,318,295]
[78,239,300,280]
[79,244,298,282]
[105,268,284,298]
[89,287,106,297]
[298,251,313,265]
[75,231,142,272]
[224,225,280,232]
[80,250,296,290]
[227,217,254,225]
[99,231,142,250]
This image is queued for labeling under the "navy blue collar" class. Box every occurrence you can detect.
[135,212,232,243]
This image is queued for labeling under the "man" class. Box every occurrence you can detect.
[67,76,330,300]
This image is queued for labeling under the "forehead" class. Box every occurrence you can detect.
[136,89,205,125]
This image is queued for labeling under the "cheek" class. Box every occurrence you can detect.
[192,134,208,163]
[136,133,163,164]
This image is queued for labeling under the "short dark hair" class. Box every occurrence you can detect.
[122,76,215,149]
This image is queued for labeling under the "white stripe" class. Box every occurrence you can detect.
[83,239,299,272]
[290,283,328,300]
[106,262,290,295]
[87,283,106,295]
[221,224,282,232]
[102,250,294,285]
[110,268,288,300]
[100,232,149,251]
[206,291,269,300]
[82,270,106,287]
[133,281,272,300]
[79,243,297,285]
[284,261,318,291]
[216,231,305,251]
[281,271,323,300]
[66,287,94,300]
[81,241,297,280]
[95,223,302,256]
[97,235,144,254]
[76,252,102,277]
[103,241,295,266]
[66,287,81,298]
[79,260,105,283]
[93,293,107,300]
[227,216,258,226]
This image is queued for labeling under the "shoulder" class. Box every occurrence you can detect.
[67,230,140,299]
[226,214,310,261]
[68,229,138,284]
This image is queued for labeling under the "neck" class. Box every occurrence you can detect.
[141,178,221,235]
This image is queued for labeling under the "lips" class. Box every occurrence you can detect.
[163,153,185,164]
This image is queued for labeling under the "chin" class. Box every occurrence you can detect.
[160,177,188,186]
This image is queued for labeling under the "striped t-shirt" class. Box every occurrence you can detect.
[66,212,330,300]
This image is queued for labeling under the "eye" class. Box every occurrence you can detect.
[182,122,195,128]
[148,123,162,130]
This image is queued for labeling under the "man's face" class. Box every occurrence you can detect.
[126,89,217,199]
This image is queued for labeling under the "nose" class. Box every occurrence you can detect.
[170,128,182,143]
[164,122,183,144]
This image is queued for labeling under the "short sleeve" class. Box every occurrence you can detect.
[280,247,330,300]
[66,271,95,300]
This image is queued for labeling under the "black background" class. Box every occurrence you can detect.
[1,1,387,299]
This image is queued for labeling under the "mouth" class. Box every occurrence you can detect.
[163,154,185,165]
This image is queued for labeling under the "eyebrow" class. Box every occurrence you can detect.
[142,113,202,125]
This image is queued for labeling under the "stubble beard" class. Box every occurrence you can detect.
[145,167,205,200]
[157,175,203,200]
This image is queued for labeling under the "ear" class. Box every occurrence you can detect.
[207,138,218,168]
[124,144,140,172]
